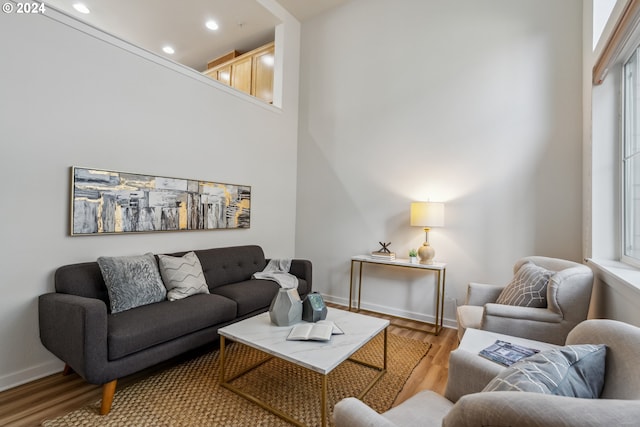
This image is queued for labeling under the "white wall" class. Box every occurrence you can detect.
[296,0,584,326]
[0,3,300,389]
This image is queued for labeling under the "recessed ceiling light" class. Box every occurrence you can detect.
[72,3,90,14]
[205,20,219,31]
[162,46,175,55]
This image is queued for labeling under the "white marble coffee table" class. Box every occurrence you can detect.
[218,307,390,427]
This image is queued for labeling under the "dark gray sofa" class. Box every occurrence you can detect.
[38,245,312,414]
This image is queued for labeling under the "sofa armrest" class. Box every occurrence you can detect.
[444,349,502,402]
[465,282,504,306]
[443,392,640,427]
[39,293,108,383]
[333,397,397,427]
[289,259,312,291]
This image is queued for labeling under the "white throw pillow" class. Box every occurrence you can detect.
[158,251,209,301]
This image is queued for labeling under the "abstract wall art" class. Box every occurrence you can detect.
[70,167,251,235]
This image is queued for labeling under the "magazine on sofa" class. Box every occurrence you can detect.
[287,320,344,341]
[479,340,540,366]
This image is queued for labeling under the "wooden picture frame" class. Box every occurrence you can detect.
[70,167,250,235]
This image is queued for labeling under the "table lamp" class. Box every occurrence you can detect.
[410,201,445,264]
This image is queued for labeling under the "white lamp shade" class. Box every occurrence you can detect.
[410,202,445,227]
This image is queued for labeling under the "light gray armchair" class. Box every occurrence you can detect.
[333,319,640,427]
[456,256,594,345]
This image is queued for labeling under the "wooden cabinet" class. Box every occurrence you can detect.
[231,56,253,95]
[216,65,231,86]
[204,42,274,103]
[252,48,275,103]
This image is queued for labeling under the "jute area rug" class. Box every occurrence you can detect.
[43,333,431,427]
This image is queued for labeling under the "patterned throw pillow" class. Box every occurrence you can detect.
[495,262,552,307]
[158,251,209,301]
[483,344,607,398]
[97,253,167,314]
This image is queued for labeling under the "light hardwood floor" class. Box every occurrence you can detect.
[0,306,459,427]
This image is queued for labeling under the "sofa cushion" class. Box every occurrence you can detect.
[194,246,267,290]
[107,293,237,360]
[211,279,281,317]
[296,278,310,297]
[55,262,109,304]
[483,344,606,398]
[495,262,552,308]
[98,253,167,313]
[158,251,209,301]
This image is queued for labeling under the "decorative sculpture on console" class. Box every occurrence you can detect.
[378,242,392,253]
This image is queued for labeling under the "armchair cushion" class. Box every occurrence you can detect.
[483,303,563,322]
[495,261,553,308]
[483,344,606,398]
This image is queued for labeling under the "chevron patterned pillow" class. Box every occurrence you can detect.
[158,251,209,301]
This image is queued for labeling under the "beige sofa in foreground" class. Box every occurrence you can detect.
[333,319,640,427]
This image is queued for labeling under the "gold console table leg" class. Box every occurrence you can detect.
[349,260,355,311]
[348,257,447,335]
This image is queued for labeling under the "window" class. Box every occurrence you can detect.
[624,48,640,265]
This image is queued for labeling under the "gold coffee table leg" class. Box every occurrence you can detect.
[321,375,328,427]
[219,328,387,427]
[349,328,388,398]
[219,335,226,383]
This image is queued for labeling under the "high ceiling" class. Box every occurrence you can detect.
[276,0,349,22]
[44,0,350,72]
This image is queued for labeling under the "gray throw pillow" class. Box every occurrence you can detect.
[483,344,607,398]
[98,253,167,313]
[158,251,209,301]
[495,261,552,307]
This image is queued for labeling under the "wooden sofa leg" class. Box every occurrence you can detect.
[62,364,74,376]
[100,380,117,415]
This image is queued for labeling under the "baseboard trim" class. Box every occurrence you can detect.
[0,360,64,392]
[324,295,458,330]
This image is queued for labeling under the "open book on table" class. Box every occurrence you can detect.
[479,340,540,366]
[286,320,344,342]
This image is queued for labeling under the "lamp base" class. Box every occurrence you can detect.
[418,242,435,265]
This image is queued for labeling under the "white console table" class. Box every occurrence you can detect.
[349,255,447,335]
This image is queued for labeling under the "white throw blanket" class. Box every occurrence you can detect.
[253,259,299,289]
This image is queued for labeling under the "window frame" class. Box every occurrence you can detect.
[622,47,640,267]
